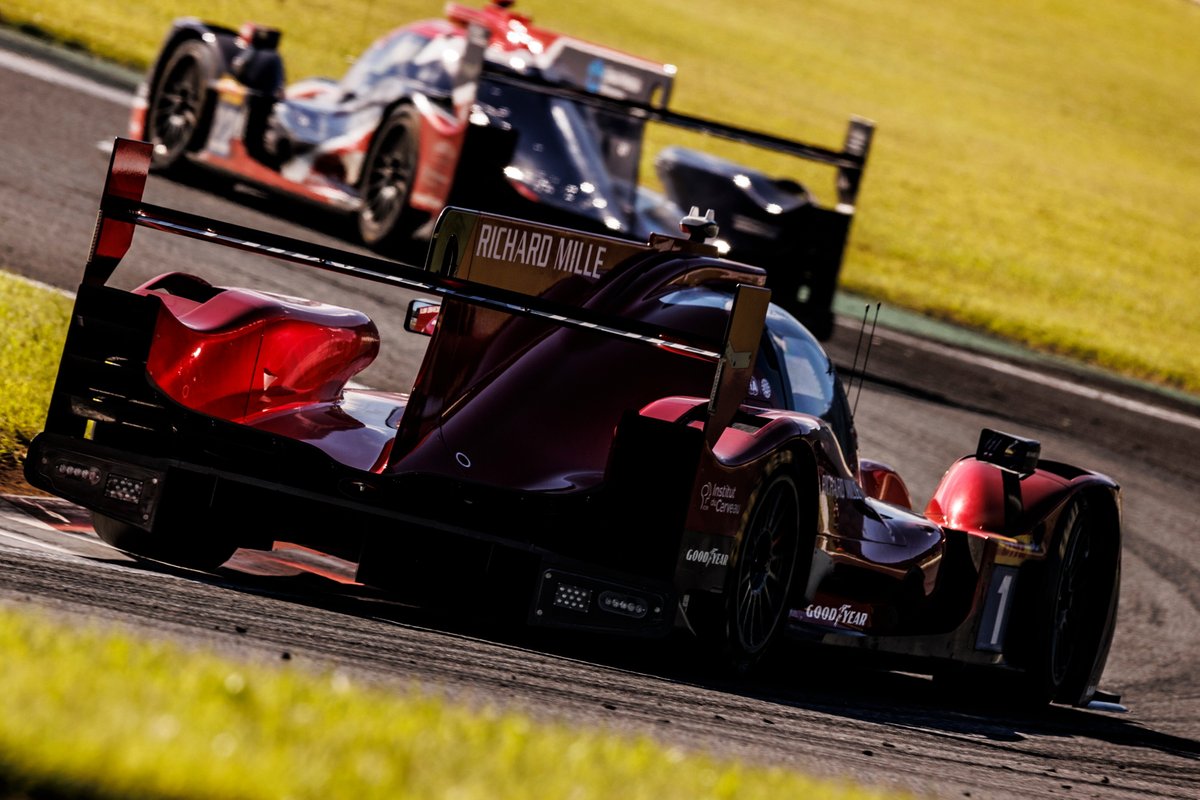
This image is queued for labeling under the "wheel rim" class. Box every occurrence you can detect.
[1050,517,1092,684]
[363,126,414,230]
[734,477,800,653]
[151,58,203,156]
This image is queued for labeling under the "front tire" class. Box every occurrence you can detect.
[1002,496,1120,706]
[358,106,425,250]
[146,40,215,171]
[724,469,803,673]
[94,512,237,572]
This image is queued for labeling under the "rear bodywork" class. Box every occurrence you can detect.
[29,139,1119,704]
[125,0,873,338]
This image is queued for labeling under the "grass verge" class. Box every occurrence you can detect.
[0,0,1196,394]
[0,603,902,800]
[0,271,70,491]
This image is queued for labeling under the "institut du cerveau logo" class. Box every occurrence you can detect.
[699,481,740,515]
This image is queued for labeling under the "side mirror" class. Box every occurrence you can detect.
[404,299,441,336]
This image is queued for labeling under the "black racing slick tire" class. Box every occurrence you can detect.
[724,468,804,674]
[358,106,425,251]
[991,496,1121,707]
[93,512,237,573]
[1038,497,1121,705]
[146,40,216,171]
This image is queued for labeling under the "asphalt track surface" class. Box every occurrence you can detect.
[3,35,1200,799]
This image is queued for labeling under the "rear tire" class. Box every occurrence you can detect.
[358,106,425,250]
[94,512,237,572]
[146,40,215,171]
[724,468,803,674]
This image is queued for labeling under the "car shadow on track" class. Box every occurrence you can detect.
[745,658,1200,760]
[117,548,1200,767]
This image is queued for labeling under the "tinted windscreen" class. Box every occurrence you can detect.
[765,305,834,417]
[657,287,858,464]
[765,305,857,465]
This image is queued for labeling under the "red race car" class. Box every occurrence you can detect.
[28,139,1121,707]
[126,0,872,338]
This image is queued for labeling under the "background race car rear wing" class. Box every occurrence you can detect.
[88,138,769,445]
[477,64,874,213]
[455,26,872,338]
[437,18,871,218]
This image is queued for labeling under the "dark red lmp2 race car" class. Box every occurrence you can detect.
[126,0,872,339]
[29,139,1121,708]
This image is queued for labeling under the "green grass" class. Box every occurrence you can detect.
[0,271,70,474]
[2,0,1200,391]
[0,604,901,800]
[1,0,1197,393]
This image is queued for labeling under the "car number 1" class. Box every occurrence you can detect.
[976,565,1018,653]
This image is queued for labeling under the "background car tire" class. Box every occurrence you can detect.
[723,467,803,674]
[146,40,216,171]
[93,512,237,573]
[358,106,426,251]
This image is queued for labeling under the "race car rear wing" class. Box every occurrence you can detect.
[436,16,871,214]
[478,66,874,212]
[87,138,769,445]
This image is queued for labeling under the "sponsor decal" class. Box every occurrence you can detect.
[474,222,607,278]
[585,59,605,93]
[699,482,741,515]
[995,539,1038,566]
[747,377,772,400]
[846,124,871,155]
[584,58,646,98]
[684,547,730,568]
[801,603,870,629]
[820,473,861,501]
